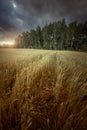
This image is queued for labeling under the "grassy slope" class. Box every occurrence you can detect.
[0,49,87,130]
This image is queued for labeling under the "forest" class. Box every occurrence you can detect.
[14,19,87,51]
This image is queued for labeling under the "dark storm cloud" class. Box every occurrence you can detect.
[15,0,87,21]
[0,0,87,41]
[0,0,16,31]
[0,0,31,41]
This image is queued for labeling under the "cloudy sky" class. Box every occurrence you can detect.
[0,0,87,42]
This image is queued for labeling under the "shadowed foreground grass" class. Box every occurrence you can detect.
[0,49,87,130]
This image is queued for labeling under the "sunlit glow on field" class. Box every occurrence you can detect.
[0,40,14,45]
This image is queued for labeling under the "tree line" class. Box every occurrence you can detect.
[14,19,87,51]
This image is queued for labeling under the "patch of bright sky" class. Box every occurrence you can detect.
[12,0,17,9]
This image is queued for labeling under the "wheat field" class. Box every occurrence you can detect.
[0,49,87,130]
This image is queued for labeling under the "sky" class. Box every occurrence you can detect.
[0,0,87,43]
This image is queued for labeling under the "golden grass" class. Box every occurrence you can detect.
[0,49,87,130]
